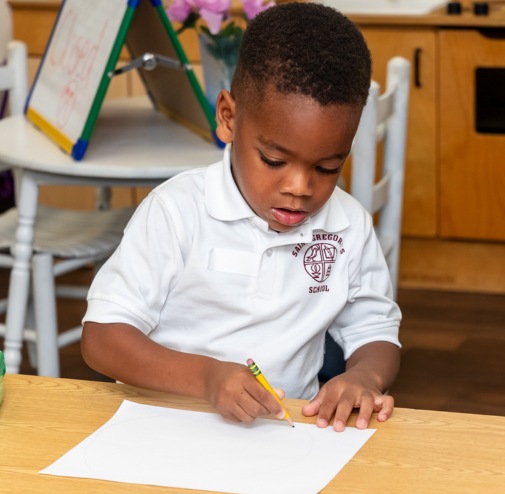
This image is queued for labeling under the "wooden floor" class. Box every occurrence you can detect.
[1,268,504,417]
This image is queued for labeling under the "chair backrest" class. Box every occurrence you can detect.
[350,56,411,299]
[0,0,13,118]
[0,40,28,117]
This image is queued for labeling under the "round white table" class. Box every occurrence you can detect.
[0,97,223,374]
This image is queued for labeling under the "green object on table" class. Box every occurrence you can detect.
[0,350,5,405]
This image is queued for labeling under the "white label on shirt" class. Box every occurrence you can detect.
[208,248,259,277]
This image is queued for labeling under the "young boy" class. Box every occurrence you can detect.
[81,2,401,432]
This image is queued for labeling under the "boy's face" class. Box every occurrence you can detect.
[215,88,362,233]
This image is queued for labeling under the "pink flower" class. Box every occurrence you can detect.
[166,0,275,35]
[241,0,275,20]
[192,0,232,14]
[199,8,227,35]
[166,0,192,23]
[190,0,233,35]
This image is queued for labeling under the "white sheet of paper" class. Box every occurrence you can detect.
[41,400,375,493]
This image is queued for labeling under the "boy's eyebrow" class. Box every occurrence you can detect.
[257,135,294,156]
[257,135,349,161]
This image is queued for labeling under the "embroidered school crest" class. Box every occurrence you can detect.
[303,243,337,282]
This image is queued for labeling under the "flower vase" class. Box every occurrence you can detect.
[198,32,242,113]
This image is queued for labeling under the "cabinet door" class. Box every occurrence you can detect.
[359,27,438,237]
[439,29,505,241]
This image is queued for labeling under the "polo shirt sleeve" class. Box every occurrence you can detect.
[327,213,402,361]
[83,191,186,334]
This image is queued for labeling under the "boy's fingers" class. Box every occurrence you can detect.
[355,394,375,429]
[376,395,395,421]
[229,405,254,424]
[303,385,396,431]
[232,394,279,424]
[273,387,285,400]
[317,392,350,430]
[301,389,325,418]
[246,381,284,419]
[330,396,355,432]
[234,390,274,422]
[216,396,256,424]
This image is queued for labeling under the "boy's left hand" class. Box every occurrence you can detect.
[301,369,394,432]
[302,341,400,431]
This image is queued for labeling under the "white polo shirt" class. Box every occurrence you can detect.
[84,147,401,399]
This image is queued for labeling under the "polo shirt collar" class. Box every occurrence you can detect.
[310,192,350,234]
[206,146,257,223]
[205,145,350,236]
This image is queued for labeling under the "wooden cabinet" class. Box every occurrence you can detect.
[362,24,505,242]
[439,28,505,241]
[359,26,438,238]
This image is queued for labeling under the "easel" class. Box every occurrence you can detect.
[25,0,217,160]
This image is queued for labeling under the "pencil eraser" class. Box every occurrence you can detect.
[246,358,254,366]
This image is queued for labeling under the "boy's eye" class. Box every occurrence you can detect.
[317,166,341,175]
[259,152,341,175]
[260,154,285,168]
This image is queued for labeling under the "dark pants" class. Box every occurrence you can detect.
[0,170,15,213]
[318,332,346,383]
[0,94,15,213]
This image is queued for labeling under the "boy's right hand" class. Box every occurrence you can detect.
[203,360,286,424]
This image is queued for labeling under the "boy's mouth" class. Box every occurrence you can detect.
[271,208,308,227]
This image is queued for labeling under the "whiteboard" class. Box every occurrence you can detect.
[26,0,128,151]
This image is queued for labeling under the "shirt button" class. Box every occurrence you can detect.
[266,249,273,256]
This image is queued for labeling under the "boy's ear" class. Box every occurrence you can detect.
[215,90,236,143]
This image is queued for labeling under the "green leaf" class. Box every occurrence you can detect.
[176,12,199,35]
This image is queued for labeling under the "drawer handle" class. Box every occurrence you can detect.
[414,47,422,88]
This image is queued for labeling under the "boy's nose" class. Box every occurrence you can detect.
[280,170,313,197]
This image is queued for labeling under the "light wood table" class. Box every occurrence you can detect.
[1,374,504,493]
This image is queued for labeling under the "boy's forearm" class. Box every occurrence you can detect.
[81,322,217,399]
[345,341,400,392]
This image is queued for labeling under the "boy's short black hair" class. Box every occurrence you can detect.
[231,2,372,108]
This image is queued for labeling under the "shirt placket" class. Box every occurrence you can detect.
[254,226,310,298]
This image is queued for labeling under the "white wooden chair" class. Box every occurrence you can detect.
[0,40,135,376]
[351,56,411,300]
[319,57,411,383]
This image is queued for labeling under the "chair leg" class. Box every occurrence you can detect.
[25,298,38,369]
[32,253,60,377]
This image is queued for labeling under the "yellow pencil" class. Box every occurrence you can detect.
[247,358,294,427]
